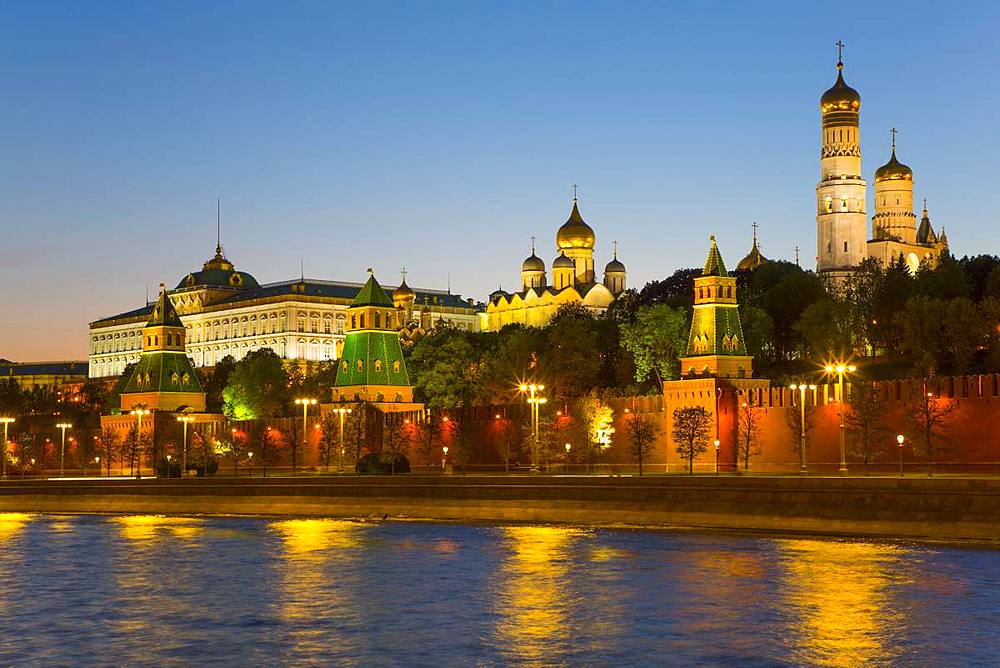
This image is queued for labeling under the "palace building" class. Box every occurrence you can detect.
[816,46,949,278]
[484,196,626,330]
[89,241,479,379]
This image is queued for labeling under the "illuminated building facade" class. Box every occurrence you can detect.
[485,197,626,330]
[816,47,950,277]
[89,243,479,378]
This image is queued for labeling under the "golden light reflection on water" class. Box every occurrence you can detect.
[114,515,205,542]
[780,539,909,667]
[494,526,589,663]
[0,512,34,541]
[271,518,365,658]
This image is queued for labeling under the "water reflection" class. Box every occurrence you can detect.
[779,539,909,667]
[114,515,205,542]
[494,526,588,663]
[269,519,365,661]
[0,512,34,540]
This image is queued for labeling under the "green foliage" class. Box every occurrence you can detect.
[620,304,688,385]
[203,355,236,413]
[672,406,710,474]
[409,331,481,408]
[539,306,602,405]
[222,348,288,420]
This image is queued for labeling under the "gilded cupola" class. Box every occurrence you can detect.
[556,198,596,251]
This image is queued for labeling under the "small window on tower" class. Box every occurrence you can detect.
[841,198,848,212]
[825,197,833,213]
[844,241,848,252]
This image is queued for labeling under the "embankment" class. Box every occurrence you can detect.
[1,475,998,543]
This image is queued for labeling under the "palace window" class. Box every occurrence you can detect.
[375,359,382,372]
[393,360,400,373]
[374,312,381,328]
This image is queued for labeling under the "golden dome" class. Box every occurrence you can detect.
[875,147,912,182]
[522,252,545,273]
[393,279,415,304]
[820,65,860,115]
[553,251,574,269]
[736,236,768,271]
[556,199,596,250]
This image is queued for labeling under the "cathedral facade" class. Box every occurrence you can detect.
[484,197,626,331]
[816,49,948,278]
[88,243,479,378]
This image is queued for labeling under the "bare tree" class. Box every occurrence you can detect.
[672,406,711,474]
[908,386,955,476]
[846,382,889,473]
[625,412,660,475]
[736,400,763,471]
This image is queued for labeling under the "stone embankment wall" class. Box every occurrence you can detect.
[1,475,997,544]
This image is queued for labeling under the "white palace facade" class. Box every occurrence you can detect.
[88,244,479,379]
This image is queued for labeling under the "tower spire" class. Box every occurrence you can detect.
[835,39,845,70]
[216,197,222,257]
[751,220,759,246]
[613,239,619,260]
[531,235,536,254]
[890,126,897,151]
[572,183,579,202]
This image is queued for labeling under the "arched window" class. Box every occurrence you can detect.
[374,311,381,328]
[351,315,357,329]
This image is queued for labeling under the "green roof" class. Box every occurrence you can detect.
[703,235,728,277]
[335,330,410,388]
[146,287,184,327]
[122,351,204,395]
[351,272,394,307]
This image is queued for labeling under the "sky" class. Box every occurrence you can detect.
[2,1,999,361]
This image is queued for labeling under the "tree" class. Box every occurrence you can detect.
[216,432,250,476]
[908,388,955,476]
[736,400,762,471]
[382,413,410,474]
[203,355,236,413]
[343,403,367,466]
[846,382,889,472]
[672,406,710,474]
[576,391,614,474]
[97,427,121,477]
[619,304,688,385]
[942,298,982,375]
[625,412,660,475]
[539,306,602,405]
[222,348,288,420]
[317,413,340,471]
[409,332,481,409]
[246,421,283,476]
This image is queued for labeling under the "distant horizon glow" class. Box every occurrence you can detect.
[2,2,999,360]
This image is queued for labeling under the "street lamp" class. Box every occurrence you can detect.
[441,445,449,471]
[519,383,546,474]
[294,398,317,474]
[94,456,100,478]
[0,416,14,479]
[166,454,172,478]
[56,422,72,477]
[824,363,856,475]
[713,439,720,474]
[177,415,194,478]
[334,407,353,472]
[247,451,253,477]
[789,383,817,474]
[129,408,150,479]
[897,434,905,477]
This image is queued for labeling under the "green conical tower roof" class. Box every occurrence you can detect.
[703,235,728,277]
[146,284,184,327]
[352,270,394,307]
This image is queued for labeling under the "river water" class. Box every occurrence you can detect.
[0,513,996,666]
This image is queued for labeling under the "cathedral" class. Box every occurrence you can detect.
[484,196,626,330]
[816,45,949,278]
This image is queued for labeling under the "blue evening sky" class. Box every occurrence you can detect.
[2,1,998,360]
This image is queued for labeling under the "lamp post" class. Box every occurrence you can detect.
[0,417,14,479]
[713,438,720,475]
[334,407,353,472]
[824,364,856,475]
[177,415,194,478]
[94,456,100,478]
[294,398,317,475]
[129,408,150,479]
[56,422,72,477]
[519,383,546,474]
[897,434,905,477]
[442,445,448,471]
[247,452,253,477]
[789,383,817,474]
[166,454,172,478]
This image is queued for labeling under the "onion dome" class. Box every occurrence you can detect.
[820,62,861,115]
[522,252,545,273]
[553,251,574,269]
[736,230,768,271]
[604,256,626,274]
[875,147,913,182]
[393,278,415,305]
[556,198,596,250]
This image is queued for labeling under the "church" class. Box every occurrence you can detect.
[816,45,949,278]
[484,195,627,330]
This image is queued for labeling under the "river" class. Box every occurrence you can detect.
[0,513,996,666]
